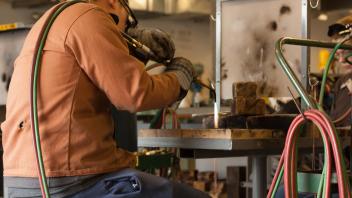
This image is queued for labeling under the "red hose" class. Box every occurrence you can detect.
[312,110,351,197]
[310,110,348,197]
[286,110,350,197]
[267,151,284,197]
[268,109,350,198]
[284,113,332,197]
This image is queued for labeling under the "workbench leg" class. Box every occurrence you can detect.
[252,156,267,198]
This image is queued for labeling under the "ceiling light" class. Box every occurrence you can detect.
[318,13,328,21]
[129,0,147,10]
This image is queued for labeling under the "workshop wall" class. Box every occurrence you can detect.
[0,1,44,105]
[0,1,49,25]
[0,29,29,105]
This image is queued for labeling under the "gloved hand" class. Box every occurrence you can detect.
[127,28,175,62]
[166,57,196,99]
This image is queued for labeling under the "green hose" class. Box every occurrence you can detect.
[149,109,163,129]
[32,1,82,197]
[271,165,284,198]
[321,110,351,197]
[319,36,351,106]
[316,120,330,198]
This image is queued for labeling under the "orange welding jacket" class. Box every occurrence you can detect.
[1,3,180,177]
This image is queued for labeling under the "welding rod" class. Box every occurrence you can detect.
[121,31,161,62]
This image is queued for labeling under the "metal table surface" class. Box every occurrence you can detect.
[137,128,351,198]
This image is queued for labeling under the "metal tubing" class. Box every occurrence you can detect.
[301,0,310,107]
[252,156,267,198]
[276,38,316,109]
[215,0,221,110]
[282,38,352,50]
[275,37,352,109]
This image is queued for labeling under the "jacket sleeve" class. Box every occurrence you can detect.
[65,8,180,112]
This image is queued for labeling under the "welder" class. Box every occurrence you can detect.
[1,0,209,197]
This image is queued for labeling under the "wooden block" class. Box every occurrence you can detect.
[232,82,257,98]
[232,97,248,115]
[255,99,266,115]
[231,97,265,115]
[139,129,277,140]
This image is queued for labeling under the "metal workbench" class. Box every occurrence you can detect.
[138,128,351,198]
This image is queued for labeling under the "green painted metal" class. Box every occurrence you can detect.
[137,153,174,170]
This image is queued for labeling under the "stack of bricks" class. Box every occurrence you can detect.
[232,82,266,115]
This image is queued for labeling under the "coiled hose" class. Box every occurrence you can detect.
[267,37,352,198]
[284,110,349,197]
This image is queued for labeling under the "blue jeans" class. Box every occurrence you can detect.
[69,168,210,198]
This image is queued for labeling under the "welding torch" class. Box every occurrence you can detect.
[121,31,169,65]
[121,31,216,95]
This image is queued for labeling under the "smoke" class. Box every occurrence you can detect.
[222,0,299,98]
[0,29,29,104]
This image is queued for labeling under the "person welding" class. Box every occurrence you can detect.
[1,0,210,197]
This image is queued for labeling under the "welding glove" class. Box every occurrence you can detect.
[166,57,196,100]
[127,27,175,63]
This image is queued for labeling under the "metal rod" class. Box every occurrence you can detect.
[283,38,352,50]
[215,0,222,112]
[287,86,308,122]
[276,37,317,109]
[252,156,267,198]
[301,0,311,110]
